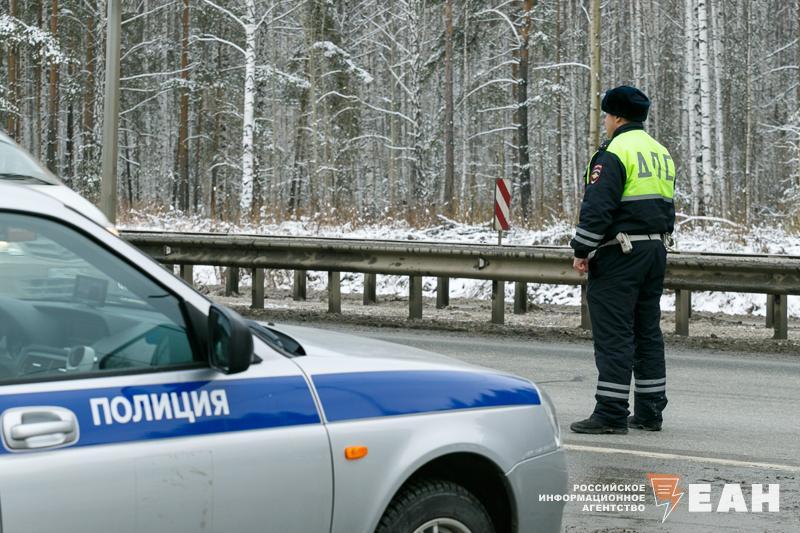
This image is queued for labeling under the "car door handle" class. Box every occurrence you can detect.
[10,420,74,440]
[1,406,79,451]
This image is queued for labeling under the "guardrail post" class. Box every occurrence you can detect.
[687,291,692,319]
[363,273,377,305]
[225,268,239,296]
[514,281,527,314]
[580,285,592,330]
[328,271,341,314]
[293,270,307,301]
[676,289,690,336]
[251,268,265,309]
[409,276,423,319]
[179,265,193,286]
[436,277,449,309]
[773,294,788,340]
[766,294,775,328]
[492,280,505,324]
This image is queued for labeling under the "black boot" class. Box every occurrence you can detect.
[627,415,662,431]
[570,417,628,434]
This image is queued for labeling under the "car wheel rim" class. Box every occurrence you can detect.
[412,518,472,533]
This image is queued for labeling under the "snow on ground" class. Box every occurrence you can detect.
[122,211,800,318]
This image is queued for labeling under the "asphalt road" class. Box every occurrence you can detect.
[278,320,800,533]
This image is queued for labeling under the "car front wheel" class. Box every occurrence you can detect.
[376,479,496,533]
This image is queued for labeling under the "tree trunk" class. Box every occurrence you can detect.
[83,3,96,165]
[124,125,133,208]
[6,0,19,139]
[210,46,222,221]
[588,0,601,154]
[710,0,726,218]
[240,0,257,218]
[460,6,470,216]
[744,1,753,225]
[408,0,426,212]
[684,0,700,215]
[629,0,641,83]
[443,0,455,217]
[796,0,800,190]
[290,87,309,215]
[176,0,191,212]
[408,0,428,213]
[697,0,713,215]
[516,0,535,221]
[389,37,401,209]
[65,63,75,182]
[46,0,59,172]
[33,0,44,159]
[555,0,567,217]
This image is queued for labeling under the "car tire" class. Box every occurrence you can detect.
[375,479,496,533]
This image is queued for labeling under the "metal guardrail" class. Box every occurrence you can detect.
[121,231,800,340]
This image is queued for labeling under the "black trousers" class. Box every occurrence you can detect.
[587,240,668,426]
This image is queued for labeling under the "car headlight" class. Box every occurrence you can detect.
[538,387,562,448]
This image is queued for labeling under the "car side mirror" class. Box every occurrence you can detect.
[208,305,253,374]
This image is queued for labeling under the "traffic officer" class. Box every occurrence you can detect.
[569,85,675,434]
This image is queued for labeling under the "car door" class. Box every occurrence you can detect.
[0,210,333,533]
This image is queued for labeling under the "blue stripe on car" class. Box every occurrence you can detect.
[0,376,319,454]
[313,370,540,422]
[0,371,539,453]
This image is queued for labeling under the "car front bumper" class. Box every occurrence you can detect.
[506,448,568,533]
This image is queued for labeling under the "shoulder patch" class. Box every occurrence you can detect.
[590,164,603,184]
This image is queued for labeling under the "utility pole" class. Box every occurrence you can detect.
[100,0,121,224]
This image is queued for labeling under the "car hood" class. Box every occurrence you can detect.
[265,323,482,373]
[263,324,544,429]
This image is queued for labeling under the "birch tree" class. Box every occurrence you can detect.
[198,0,304,217]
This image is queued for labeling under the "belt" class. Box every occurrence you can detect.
[598,233,664,248]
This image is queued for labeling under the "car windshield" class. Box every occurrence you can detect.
[0,134,59,185]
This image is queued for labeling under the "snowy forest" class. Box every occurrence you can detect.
[1,0,800,228]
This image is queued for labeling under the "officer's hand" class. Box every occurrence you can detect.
[573,257,589,274]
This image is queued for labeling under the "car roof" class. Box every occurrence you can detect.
[0,181,70,215]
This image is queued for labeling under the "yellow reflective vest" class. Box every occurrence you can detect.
[600,129,675,204]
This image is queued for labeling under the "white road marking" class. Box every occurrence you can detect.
[564,444,800,473]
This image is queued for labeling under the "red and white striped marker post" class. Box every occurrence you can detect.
[494,178,511,245]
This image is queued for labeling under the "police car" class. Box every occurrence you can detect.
[0,173,566,532]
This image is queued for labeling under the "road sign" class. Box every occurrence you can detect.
[494,178,511,231]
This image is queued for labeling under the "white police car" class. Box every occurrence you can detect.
[0,183,566,533]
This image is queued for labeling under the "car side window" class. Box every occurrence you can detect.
[0,212,200,383]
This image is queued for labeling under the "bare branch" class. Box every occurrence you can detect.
[194,34,246,56]
[199,0,244,28]
[122,2,172,27]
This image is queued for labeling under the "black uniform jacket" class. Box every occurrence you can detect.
[570,123,675,259]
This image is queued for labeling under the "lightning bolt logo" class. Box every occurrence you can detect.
[647,473,684,522]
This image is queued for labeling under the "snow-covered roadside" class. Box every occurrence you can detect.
[121,212,800,318]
